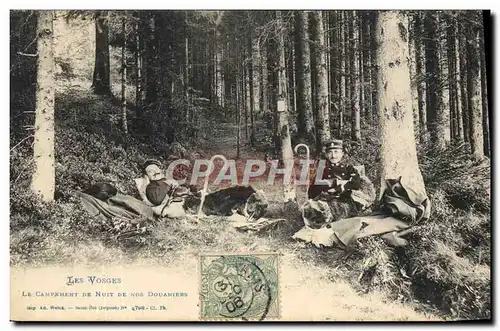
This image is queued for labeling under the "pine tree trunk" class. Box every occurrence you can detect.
[358,12,365,127]
[260,46,269,114]
[344,12,351,128]
[362,11,372,122]
[121,18,128,134]
[135,18,143,113]
[31,10,55,202]
[376,11,427,198]
[479,25,490,156]
[458,19,470,143]
[276,11,296,203]
[466,14,484,161]
[424,11,446,150]
[409,13,420,136]
[370,11,379,123]
[454,18,463,141]
[248,28,259,145]
[244,58,250,139]
[414,12,427,142]
[438,14,450,144]
[329,11,339,134]
[145,14,158,104]
[310,11,331,149]
[446,14,457,142]
[215,12,224,107]
[338,11,345,137]
[294,11,314,142]
[93,11,111,95]
[350,11,361,142]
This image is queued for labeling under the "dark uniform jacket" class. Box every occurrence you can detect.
[308,160,362,200]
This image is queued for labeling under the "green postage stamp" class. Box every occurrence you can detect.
[199,252,280,321]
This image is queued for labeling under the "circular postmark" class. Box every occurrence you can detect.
[201,255,278,321]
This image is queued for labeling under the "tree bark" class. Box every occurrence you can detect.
[135,16,143,113]
[329,11,339,131]
[276,11,296,203]
[260,46,269,115]
[479,24,490,156]
[458,18,470,143]
[446,14,457,142]
[362,11,373,122]
[424,11,446,150]
[294,11,314,142]
[414,12,427,142]
[31,10,55,202]
[121,17,128,134]
[338,11,345,137]
[409,13,420,136]
[350,11,361,142]
[376,11,427,198]
[466,13,484,161]
[248,27,259,145]
[453,19,464,142]
[310,11,331,149]
[145,14,158,104]
[92,11,111,95]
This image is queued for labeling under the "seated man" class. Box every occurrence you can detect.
[304,139,375,228]
[135,159,191,218]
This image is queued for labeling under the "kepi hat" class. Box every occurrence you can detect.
[323,139,343,151]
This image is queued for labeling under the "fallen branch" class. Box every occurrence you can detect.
[17,51,38,57]
[10,135,34,153]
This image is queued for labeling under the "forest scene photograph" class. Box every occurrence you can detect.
[9,9,491,321]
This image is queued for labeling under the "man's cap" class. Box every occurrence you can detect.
[323,139,343,150]
[142,159,163,171]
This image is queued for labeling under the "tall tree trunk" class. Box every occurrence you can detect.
[446,13,457,142]
[310,11,331,149]
[294,11,314,142]
[121,18,128,134]
[260,46,269,115]
[245,55,250,139]
[248,27,258,145]
[438,14,450,144]
[215,12,224,107]
[370,11,379,123]
[466,13,484,161]
[479,24,490,156]
[414,12,427,142]
[338,11,345,137]
[376,11,427,199]
[409,13,420,136]
[458,18,470,143]
[350,11,361,142]
[276,11,296,203]
[453,18,463,142]
[184,13,190,103]
[92,11,111,95]
[135,17,143,113]
[362,11,372,122]
[424,11,446,150]
[329,11,339,134]
[344,12,351,130]
[358,12,365,127]
[145,14,158,104]
[31,10,55,202]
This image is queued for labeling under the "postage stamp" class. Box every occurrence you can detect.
[199,252,280,321]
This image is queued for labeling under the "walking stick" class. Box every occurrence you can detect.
[294,143,310,201]
[197,154,228,217]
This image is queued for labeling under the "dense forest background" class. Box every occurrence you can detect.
[10,10,491,321]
